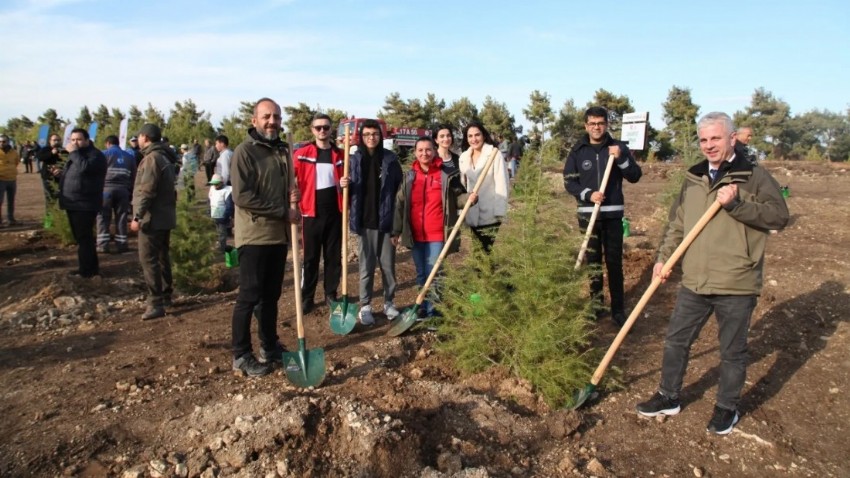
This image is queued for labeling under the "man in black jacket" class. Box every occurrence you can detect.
[58,128,107,278]
[564,107,642,327]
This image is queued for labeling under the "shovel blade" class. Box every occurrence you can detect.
[387,305,419,337]
[570,383,598,410]
[282,338,325,388]
[329,297,357,335]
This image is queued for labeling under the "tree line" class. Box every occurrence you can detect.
[3,87,848,162]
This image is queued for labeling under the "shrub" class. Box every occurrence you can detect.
[436,140,598,407]
[44,201,75,246]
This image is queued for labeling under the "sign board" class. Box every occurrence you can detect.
[621,111,649,150]
[621,122,647,150]
[622,112,648,123]
[37,125,50,147]
[119,118,129,149]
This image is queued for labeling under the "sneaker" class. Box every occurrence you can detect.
[706,405,739,435]
[258,342,288,363]
[232,354,272,377]
[383,301,400,321]
[636,392,681,417]
[97,245,110,254]
[325,293,338,307]
[359,305,374,326]
[141,306,166,321]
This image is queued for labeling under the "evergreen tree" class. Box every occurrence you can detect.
[587,88,634,134]
[480,95,516,140]
[438,139,597,407]
[323,107,349,142]
[662,86,700,164]
[551,98,584,151]
[127,105,144,135]
[37,109,65,137]
[170,185,218,292]
[734,88,793,159]
[143,103,166,127]
[523,90,554,140]
[283,102,317,142]
[75,106,92,129]
[440,97,480,132]
[218,100,254,143]
[165,99,216,147]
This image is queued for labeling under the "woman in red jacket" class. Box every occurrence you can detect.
[393,137,474,317]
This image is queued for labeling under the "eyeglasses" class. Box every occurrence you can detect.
[362,133,380,138]
[586,122,607,128]
[312,125,331,132]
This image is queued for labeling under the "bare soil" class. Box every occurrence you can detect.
[0,160,848,478]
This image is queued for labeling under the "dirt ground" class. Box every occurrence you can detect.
[0,160,848,478]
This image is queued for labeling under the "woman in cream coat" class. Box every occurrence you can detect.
[457,121,510,253]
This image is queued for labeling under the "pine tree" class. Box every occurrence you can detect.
[170,183,218,292]
[437,140,597,407]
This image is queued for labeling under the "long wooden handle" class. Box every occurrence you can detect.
[590,200,723,386]
[414,147,501,305]
[575,154,617,270]
[286,132,306,340]
[341,125,350,296]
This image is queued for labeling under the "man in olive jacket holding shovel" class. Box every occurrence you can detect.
[636,112,789,435]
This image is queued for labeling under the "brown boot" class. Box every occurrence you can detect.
[141,306,166,321]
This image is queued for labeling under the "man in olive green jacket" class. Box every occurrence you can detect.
[229,98,300,378]
[636,112,789,436]
[131,124,177,321]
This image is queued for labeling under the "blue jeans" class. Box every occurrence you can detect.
[412,241,443,315]
[659,286,757,411]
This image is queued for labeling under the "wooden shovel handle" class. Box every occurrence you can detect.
[341,125,350,296]
[414,147,501,305]
[575,154,617,270]
[286,132,306,340]
[590,200,723,386]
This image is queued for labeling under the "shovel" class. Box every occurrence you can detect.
[388,147,501,337]
[329,125,358,334]
[282,191,326,387]
[574,154,616,270]
[571,200,722,409]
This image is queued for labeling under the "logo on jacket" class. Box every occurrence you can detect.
[582,159,593,171]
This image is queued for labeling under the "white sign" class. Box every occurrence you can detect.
[622,112,648,123]
[621,122,647,150]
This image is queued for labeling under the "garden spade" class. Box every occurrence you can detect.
[574,154,616,270]
[388,147,501,337]
[329,125,357,334]
[571,200,723,409]
[283,196,326,387]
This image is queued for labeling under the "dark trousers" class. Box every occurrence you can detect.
[204,162,215,183]
[0,180,16,222]
[66,210,99,277]
[24,160,33,173]
[578,215,625,314]
[301,211,342,300]
[97,188,130,247]
[232,244,286,359]
[138,229,173,307]
[470,222,501,254]
[659,287,757,411]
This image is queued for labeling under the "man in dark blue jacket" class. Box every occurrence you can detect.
[564,107,642,327]
[342,119,403,325]
[98,135,136,253]
[58,128,107,278]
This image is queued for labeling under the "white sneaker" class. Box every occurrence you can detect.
[384,301,400,321]
[359,305,374,326]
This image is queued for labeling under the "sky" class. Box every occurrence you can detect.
[1,0,848,134]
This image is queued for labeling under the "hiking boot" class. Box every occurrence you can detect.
[258,342,288,363]
[141,306,166,321]
[706,405,739,435]
[612,312,627,328]
[383,301,400,321]
[359,305,374,326]
[636,392,681,417]
[232,354,272,377]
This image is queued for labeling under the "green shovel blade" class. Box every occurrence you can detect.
[281,338,325,388]
[570,383,598,410]
[329,296,357,335]
[387,305,419,337]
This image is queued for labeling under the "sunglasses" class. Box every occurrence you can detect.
[312,125,331,132]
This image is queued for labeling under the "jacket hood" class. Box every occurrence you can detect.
[144,142,179,163]
[688,153,754,178]
[576,132,616,148]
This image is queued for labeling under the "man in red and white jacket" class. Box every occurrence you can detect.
[293,113,344,314]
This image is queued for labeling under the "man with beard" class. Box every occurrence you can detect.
[58,128,107,278]
[131,124,177,320]
[229,98,300,377]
